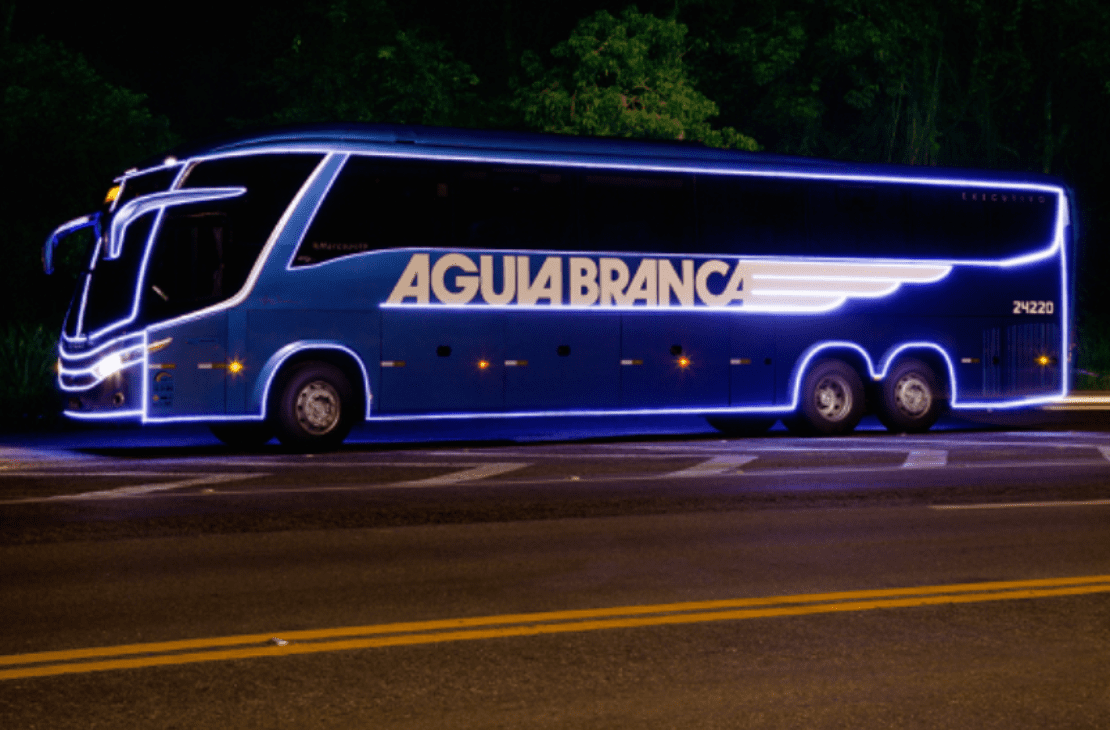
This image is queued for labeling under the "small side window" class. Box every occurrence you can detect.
[293,157,449,266]
[581,173,693,253]
[697,175,805,255]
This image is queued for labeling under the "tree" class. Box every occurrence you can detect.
[515,6,758,150]
[0,35,174,325]
[688,0,1110,170]
[267,0,479,126]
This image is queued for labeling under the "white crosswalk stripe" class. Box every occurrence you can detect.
[44,473,268,500]
[393,462,529,487]
[903,450,948,468]
[664,455,758,478]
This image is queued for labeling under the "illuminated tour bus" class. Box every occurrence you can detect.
[43,125,1075,448]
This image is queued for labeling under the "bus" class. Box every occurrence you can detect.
[43,124,1075,449]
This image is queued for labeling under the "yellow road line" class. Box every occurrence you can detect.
[3,575,1109,681]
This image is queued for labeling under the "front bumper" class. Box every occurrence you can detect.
[58,334,145,420]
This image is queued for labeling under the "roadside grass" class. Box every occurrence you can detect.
[0,323,62,430]
[1074,316,1110,390]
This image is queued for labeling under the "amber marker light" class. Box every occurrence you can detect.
[104,185,121,204]
[477,360,490,370]
[1036,355,1051,366]
[677,356,691,368]
[228,360,244,375]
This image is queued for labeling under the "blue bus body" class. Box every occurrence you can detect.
[45,125,1075,447]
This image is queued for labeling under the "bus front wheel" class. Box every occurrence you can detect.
[786,359,865,435]
[274,362,355,450]
[877,358,944,433]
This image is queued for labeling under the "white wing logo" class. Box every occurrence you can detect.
[743,261,952,312]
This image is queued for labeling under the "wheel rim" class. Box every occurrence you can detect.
[295,380,341,435]
[813,374,853,422]
[893,373,932,418]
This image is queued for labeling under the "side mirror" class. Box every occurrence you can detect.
[43,213,102,275]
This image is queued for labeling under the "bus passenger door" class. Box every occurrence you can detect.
[503,311,620,411]
[728,319,776,406]
[619,313,729,409]
[146,313,228,418]
[379,310,504,414]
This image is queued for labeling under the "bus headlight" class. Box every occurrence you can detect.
[91,353,125,380]
[89,347,142,381]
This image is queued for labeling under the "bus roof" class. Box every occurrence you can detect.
[164,123,1064,189]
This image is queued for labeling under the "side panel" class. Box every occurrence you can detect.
[379,309,504,413]
[728,318,776,406]
[503,311,621,410]
[146,313,228,418]
[619,313,729,409]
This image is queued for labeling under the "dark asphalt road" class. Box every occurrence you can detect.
[1,413,1109,728]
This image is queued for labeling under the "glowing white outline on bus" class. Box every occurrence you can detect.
[54,135,1073,425]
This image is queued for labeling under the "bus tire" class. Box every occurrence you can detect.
[786,359,865,435]
[273,362,355,450]
[209,422,273,449]
[705,415,777,436]
[877,358,944,433]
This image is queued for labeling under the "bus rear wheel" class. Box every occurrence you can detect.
[877,358,944,433]
[274,362,355,450]
[786,359,865,435]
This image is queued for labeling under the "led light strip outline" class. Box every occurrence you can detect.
[58,331,144,362]
[60,162,193,345]
[62,156,343,420]
[58,138,1072,422]
[137,341,373,425]
[278,145,1066,273]
[57,344,145,393]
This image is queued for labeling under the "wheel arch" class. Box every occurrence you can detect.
[876,343,955,400]
[788,342,874,410]
[252,341,372,421]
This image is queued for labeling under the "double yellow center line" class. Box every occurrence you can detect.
[4,574,1109,681]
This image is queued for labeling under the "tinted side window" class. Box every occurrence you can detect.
[448,166,571,251]
[295,158,573,265]
[581,173,693,253]
[905,186,987,257]
[181,153,323,252]
[293,157,450,266]
[908,188,1056,258]
[987,193,1056,254]
[699,175,1056,259]
[142,153,322,321]
[697,175,805,255]
[806,182,909,256]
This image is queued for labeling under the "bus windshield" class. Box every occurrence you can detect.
[69,153,323,339]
